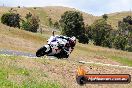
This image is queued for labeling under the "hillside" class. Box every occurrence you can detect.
[1,6,132,29]
[0,6,132,87]
[31,6,98,25]
[0,22,47,53]
[0,22,132,87]
[0,6,98,27]
[107,11,132,28]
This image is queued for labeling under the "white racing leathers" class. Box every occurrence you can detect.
[47,35,72,55]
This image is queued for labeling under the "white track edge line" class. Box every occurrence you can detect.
[79,61,132,69]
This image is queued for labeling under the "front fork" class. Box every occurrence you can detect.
[44,45,51,53]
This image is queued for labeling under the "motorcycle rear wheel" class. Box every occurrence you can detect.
[55,50,69,58]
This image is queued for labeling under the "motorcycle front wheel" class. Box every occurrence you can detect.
[36,46,47,57]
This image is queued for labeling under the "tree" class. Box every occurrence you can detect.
[85,25,93,40]
[109,15,132,52]
[123,16,132,25]
[101,36,114,48]
[102,14,108,20]
[128,25,132,33]
[118,16,132,34]
[29,16,40,32]
[113,35,128,50]
[59,11,85,38]
[1,13,20,28]
[33,7,37,9]
[17,6,20,8]
[21,14,40,32]
[78,33,89,44]
[90,19,112,46]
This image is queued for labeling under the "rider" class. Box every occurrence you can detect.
[47,31,76,55]
[56,35,76,52]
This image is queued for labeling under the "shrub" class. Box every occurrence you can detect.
[21,21,30,31]
[102,14,108,20]
[1,13,20,28]
[21,15,40,32]
[33,7,36,9]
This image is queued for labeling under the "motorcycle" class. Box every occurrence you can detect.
[36,36,76,58]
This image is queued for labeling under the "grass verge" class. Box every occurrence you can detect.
[111,56,132,66]
[0,55,61,88]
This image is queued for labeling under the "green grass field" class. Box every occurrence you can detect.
[0,55,61,88]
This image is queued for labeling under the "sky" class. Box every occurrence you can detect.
[0,0,132,16]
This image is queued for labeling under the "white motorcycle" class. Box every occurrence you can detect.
[36,36,76,58]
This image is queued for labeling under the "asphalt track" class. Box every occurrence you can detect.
[0,49,36,57]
